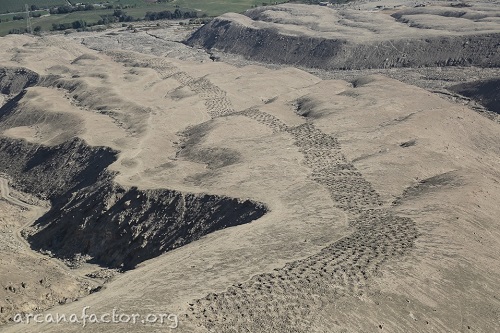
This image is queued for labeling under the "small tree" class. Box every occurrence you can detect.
[113,9,125,18]
[72,20,87,29]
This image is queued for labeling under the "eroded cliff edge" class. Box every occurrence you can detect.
[186,3,500,70]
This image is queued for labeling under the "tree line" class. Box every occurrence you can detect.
[49,4,98,14]
[44,8,201,33]
[6,5,204,35]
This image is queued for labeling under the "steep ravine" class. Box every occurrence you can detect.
[28,175,267,270]
[0,71,267,270]
[0,136,266,270]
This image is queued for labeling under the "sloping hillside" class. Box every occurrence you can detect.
[187,3,500,69]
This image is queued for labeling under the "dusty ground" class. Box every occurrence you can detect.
[0,2,499,332]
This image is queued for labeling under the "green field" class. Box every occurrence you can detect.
[0,1,66,13]
[0,10,114,36]
[0,0,286,14]
[0,0,289,36]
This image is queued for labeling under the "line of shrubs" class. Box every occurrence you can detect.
[144,9,199,21]
[8,26,42,34]
[8,12,42,21]
[6,8,202,35]
[53,8,200,32]
[48,4,119,15]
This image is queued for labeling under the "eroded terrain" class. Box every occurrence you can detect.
[0,1,499,332]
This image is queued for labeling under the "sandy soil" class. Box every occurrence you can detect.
[0,5,499,333]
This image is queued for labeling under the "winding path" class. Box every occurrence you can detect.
[0,174,102,288]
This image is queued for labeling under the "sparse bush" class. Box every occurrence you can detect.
[189,17,212,25]
[51,22,79,31]
[8,28,27,34]
[72,20,86,30]
[49,5,73,14]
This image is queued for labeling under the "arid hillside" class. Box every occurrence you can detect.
[0,2,499,332]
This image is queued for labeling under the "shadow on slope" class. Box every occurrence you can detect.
[0,71,267,270]
[449,78,500,114]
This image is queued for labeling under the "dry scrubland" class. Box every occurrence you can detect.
[0,1,500,332]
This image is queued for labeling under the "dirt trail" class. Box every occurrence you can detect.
[106,50,235,118]
[0,174,102,288]
[0,176,34,209]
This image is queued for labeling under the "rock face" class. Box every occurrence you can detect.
[0,137,115,199]
[186,3,500,69]
[0,67,39,96]
[0,70,267,269]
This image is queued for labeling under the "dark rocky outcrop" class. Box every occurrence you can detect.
[29,179,266,269]
[0,67,39,96]
[449,78,500,114]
